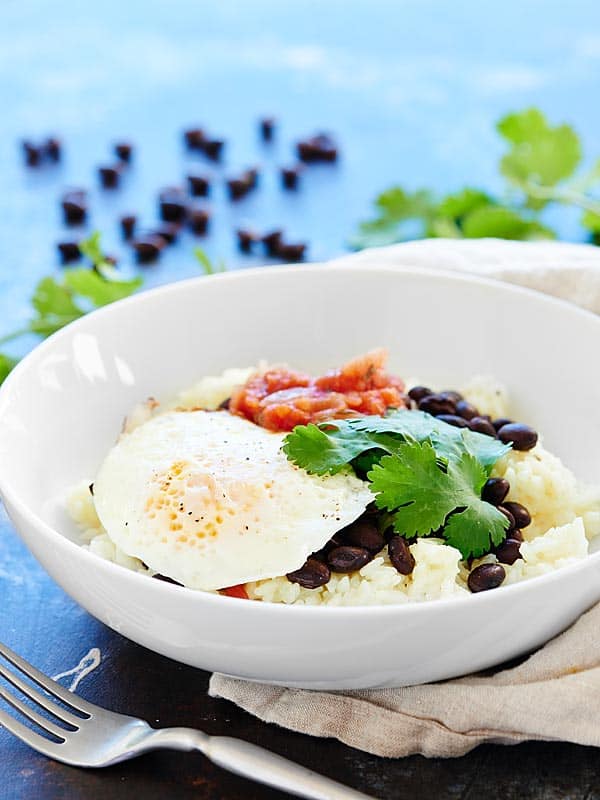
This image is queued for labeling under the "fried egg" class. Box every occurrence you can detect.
[93,410,371,590]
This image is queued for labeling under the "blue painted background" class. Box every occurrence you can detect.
[1,0,599,352]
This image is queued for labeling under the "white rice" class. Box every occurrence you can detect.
[66,368,600,605]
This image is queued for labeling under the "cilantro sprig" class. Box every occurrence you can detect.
[0,232,142,384]
[351,107,600,248]
[283,410,511,558]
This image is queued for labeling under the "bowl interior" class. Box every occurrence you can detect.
[1,264,600,544]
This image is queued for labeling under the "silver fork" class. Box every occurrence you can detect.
[0,641,377,800]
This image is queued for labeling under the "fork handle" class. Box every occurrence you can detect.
[154,728,378,799]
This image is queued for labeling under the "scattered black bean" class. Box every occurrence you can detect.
[468,416,497,437]
[341,518,385,553]
[494,538,522,565]
[456,400,479,420]
[150,223,180,244]
[502,501,531,529]
[61,190,87,225]
[159,199,188,223]
[493,417,513,431]
[218,397,231,410]
[44,137,61,162]
[263,230,283,255]
[183,128,205,149]
[327,545,372,572]
[276,242,307,261]
[497,505,516,533]
[467,563,506,593]
[510,528,523,542]
[498,422,538,451]
[114,142,133,162]
[98,165,122,189]
[297,133,338,162]
[408,386,433,402]
[436,414,469,428]
[260,117,275,141]
[187,174,210,196]
[418,394,456,416]
[388,536,416,575]
[281,166,302,189]
[481,477,510,506]
[188,208,210,235]
[132,235,167,263]
[286,557,330,589]
[88,483,94,496]
[227,177,251,200]
[22,140,42,167]
[236,228,260,252]
[57,241,81,264]
[120,214,137,240]
[203,138,225,161]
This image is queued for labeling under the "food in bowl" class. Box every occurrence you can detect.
[68,349,600,606]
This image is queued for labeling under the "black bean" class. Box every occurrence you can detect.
[493,417,513,431]
[114,142,133,162]
[502,501,531,529]
[183,128,206,149]
[260,117,275,141]
[57,241,81,264]
[61,199,87,225]
[408,386,433,402]
[297,134,337,162]
[218,397,231,410]
[187,174,210,196]
[439,390,463,404]
[497,505,516,533]
[262,230,283,255]
[327,546,372,572]
[226,178,251,200]
[98,165,122,188]
[510,528,523,542]
[468,416,497,437]
[120,214,137,240]
[287,557,330,589]
[340,518,385,553]
[132,236,166,263]
[44,137,62,162]
[22,140,42,167]
[242,168,259,190]
[481,477,510,506]
[467,563,506,593]
[456,400,479,420]
[88,483,94,496]
[418,394,456,416]
[237,228,260,253]
[150,223,180,244]
[188,208,210,235]
[388,536,416,575]
[436,414,469,428]
[494,538,522,565]
[276,242,307,262]
[203,138,225,161]
[160,199,188,223]
[281,166,302,189]
[498,423,538,451]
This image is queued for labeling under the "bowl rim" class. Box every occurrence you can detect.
[2,260,600,617]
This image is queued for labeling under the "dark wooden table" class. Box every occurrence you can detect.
[3,2,600,797]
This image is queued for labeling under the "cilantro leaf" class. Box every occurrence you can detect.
[0,353,17,383]
[368,445,509,557]
[194,246,226,274]
[29,277,85,336]
[78,231,105,265]
[461,205,555,240]
[63,268,142,307]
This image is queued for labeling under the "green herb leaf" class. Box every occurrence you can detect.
[368,444,509,557]
[78,231,104,265]
[29,277,85,336]
[0,353,17,384]
[460,205,555,240]
[497,108,581,198]
[194,246,226,274]
[63,268,142,307]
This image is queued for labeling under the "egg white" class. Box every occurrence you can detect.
[93,410,371,590]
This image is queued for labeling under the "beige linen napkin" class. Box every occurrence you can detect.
[210,239,600,758]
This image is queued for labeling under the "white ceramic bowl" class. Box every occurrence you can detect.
[1,264,600,690]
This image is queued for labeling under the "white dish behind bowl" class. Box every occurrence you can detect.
[1,264,600,689]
